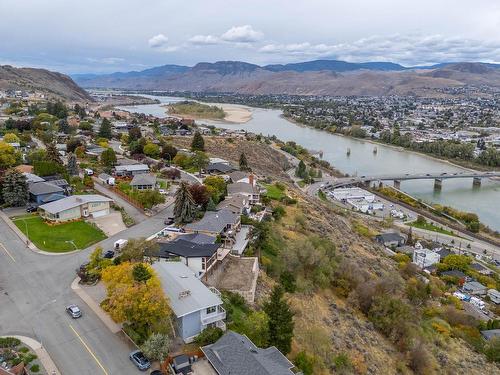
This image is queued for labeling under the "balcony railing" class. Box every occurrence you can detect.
[201,305,226,325]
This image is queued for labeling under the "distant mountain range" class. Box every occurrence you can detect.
[71,59,500,97]
[0,65,92,101]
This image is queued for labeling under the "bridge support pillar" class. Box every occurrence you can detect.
[393,180,401,189]
[473,177,481,187]
[434,178,442,191]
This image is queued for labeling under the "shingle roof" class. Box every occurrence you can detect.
[463,281,487,291]
[202,331,295,375]
[185,209,240,234]
[206,162,235,174]
[180,233,217,244]
[39,194,112,214]
[156,239,220,258]
[227,182,257,195]
[375,232,405,243]
[217,194,248,213]
[130,173,157,186]
[29,181,64,196]
[24,172,45,183]
[228,171,248,183]
[152,262,222,317]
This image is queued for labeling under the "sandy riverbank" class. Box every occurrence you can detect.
[163,102,252,124]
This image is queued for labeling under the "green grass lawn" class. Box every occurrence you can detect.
[409,220,456,237]
[262,183,286,200]
[13,216,106,252]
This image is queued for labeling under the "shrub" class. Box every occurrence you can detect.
[0,337,21,348]
[294,351,315,375]
[195,327,223,346]
[30,364,40,373]
[18,346,30,353]
[484,336,500,362]
[333,353,352,373]
[408,342,435,374]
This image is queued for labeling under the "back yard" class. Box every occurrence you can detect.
[13,215,106,252]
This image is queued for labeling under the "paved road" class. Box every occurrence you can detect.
[0,202,174,374]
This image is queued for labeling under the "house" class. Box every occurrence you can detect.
[114,164,149,176]
[375,232,406,248]
[185,209,241,247]
[488,289,500,304]
[227,182,260,205]
[85,145,107,157]
[330,187,375,202]
[216,194,250,215]
[463,281,488,296]
[413,248,440,269]
[228,171,249,184]
[154,234,220,277]
[481,329,500,341]
[152,262,226,343]
[23,172,44,184]
[202,331,296,375]
[38,194,113,222]
[98,173,115,185]
[206,162,236,175]
[471,262,493,276]
[28,181,66,204]
[440,270,467,285]
[0,362,27,375]
[130,174,157,190]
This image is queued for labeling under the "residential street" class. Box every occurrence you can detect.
[0,202,174,374]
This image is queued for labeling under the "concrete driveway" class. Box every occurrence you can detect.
[89,212,126,237]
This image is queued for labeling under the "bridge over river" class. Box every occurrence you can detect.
[327,171,500,190]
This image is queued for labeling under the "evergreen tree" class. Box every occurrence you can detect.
[100,148,117,167]
[98,118,112,139]
[128,126,142,143]
[191,131,205,151]
[206,197,216,211]
[174,182,196,223]
[191,151,209,176]
[67,153,78,176]
[295,160,307,179]
[239,152,250,171]
[46,142,62,165]
[263,286,294,355]
[2,169,28,207]
[58,119,70,134]
[132,263,152,283]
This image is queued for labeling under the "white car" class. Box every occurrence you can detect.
[158,189,168,195]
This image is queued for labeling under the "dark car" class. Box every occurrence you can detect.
[150,371,163,375]
[164,217,175,225]
[130,350,151,371]
[103,250,115,259]
[26,205,38,213]
[66,304,82,318]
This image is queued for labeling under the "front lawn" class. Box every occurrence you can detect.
[262,183,286,200]
[13,215,106,252]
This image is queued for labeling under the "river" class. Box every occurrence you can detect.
[117,95,500,231]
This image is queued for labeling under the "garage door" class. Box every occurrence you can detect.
[92,209,109,218]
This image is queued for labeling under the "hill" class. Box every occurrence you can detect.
[72,60,500,97]
[0,65,92,101]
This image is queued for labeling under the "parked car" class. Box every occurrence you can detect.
[103,250,115,259]
[163,226,185,233]
[164,217,175,225]
[84,168,94,176]
[129,350,151,371]
[150,371,162,375]
[26,204,38,213]
[158,189,168,195]
[66,304,82,318]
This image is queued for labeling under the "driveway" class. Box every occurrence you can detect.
[93,181,146,223]
[89,212,126,237]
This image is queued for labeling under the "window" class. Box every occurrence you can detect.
[206,306,216,314]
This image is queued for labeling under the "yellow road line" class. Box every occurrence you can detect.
[69,324,109,375]
[0,242,15,262]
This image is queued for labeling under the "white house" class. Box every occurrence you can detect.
[38,194,113,222]
[412,248,440,269]
[488,289,500,304]
[330,187,375,202]
[153,262,226,343]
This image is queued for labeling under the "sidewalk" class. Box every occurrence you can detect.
[1,335,61,375]
[71,277,122,334]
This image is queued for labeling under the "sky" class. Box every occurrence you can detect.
[1,0,500,74]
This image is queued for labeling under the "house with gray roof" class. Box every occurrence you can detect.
[184,209,241,247]
[202,331,297,375]
[463,281,488,296]
[217,193,250,215]
[130,173,157,190]
[28,181,66,204]
[227,181,260,205]
[375,232,406,248]
[114,163,149,176]
[38,194,113,222]
[152,261,226,343]
[481,329,500,341]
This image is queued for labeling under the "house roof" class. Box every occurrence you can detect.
[481,329,500,341]
[23,172,45,183]
[48,179,69,187]
[463,281,487,291]
[156,239,220,258]
[152,262,222,317]
[471,263,489,272]
[206,162,235,174]
[29,181,64,196]
[202,331,295,375]
[227,182,257,195]
[115,164,149,172]
[376,232,405,243]
[434,248,451,258]
[217,194,248,213]
[39,194,112,214]
[228,171,248,183]
[130,173,157,186]
[179,233,217,244]
[440,270,466,278]
[185,209,240,234]
[98,173,112,180]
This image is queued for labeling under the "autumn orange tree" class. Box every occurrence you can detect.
[101,262,172,342]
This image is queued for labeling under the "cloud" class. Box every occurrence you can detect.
[188,34,220,45]
[259,34,500,65]
[86,57,124,64]
[221,25,263,43]
[148,34,169,48]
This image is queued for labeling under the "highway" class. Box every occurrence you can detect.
[0,203,173,374]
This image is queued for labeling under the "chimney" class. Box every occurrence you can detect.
[249,174,254,186]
